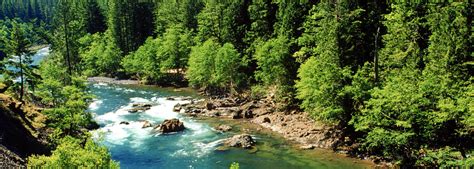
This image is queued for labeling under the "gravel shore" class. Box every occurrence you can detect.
[87,77,140,85]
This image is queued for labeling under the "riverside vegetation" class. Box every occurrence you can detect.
[0,0,472,168]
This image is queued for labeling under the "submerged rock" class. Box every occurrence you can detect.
[154,118,185,133]
[225,134,256,149]
[120,121,130,125]
[215,125,232,132]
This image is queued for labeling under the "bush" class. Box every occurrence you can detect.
[28,136,119,168]
[229,162,239,169]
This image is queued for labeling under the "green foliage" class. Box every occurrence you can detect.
[187,39,244,91]
[350,3,473,165]
[107,0,154,54]
[79,31,122,76]
[2,1,472,168]
[157,26,193,73]
[378,4,422,73]
[28,136,119,168]
[417,147,474,168]
[250,85,266,100]
[0,0,56,22]
[154,0,203,35]
[35,56,66,106]
[213,43,244,89]
[254,36,291,87]
[229,162,239,169]
[187,39,219,87]
[122,26,193,83]
[122,37,162,82]
[0,18,35,102]
[196,0,248,51]
[295,2,364,123]
[36,57,95,136]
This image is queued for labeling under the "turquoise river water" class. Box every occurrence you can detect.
[88,83,373,169]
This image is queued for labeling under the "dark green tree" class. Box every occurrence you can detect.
[1,19,34,102]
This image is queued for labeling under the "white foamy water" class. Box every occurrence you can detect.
[89,99,103,111]
[92,96,218,154]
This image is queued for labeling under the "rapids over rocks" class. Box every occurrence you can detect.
[89,83,372,169]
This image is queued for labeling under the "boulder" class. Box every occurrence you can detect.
[173,103,182,112]
[128,107,149,113]
[225,134,256,149]
[154,118,185,133]
[142,120,152,128]
[166,97,176,101]
[120,121,129,125]
[128,103,152,113]
[181,96,193,101]
[132,103,152,108]
[263,117,271,123]
[206,102,215,110]
[215,125,232,132]
[243,110,253,118]
[232,110,243,119]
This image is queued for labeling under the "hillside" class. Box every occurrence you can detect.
[0,93,49,167]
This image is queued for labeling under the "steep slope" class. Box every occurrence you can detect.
[0,94,50,167]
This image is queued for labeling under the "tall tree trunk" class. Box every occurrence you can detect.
[374,27,380,83]
[63,6,72,80]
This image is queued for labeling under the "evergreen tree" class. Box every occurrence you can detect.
[81,0,106,34]
[1,19,34,102]
[52,0,86,78]
[296,1,365,123]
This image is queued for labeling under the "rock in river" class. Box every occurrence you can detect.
[142,120,152,128]
[225,134,256,149]
[154,118,185,133]
[215,125,232,132]
[128,103,153,113]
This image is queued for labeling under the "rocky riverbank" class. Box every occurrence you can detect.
[173,96,346,150]
[171,95,393,168]
[87,77,140,85]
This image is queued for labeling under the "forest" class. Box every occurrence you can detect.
[0,0,472,168]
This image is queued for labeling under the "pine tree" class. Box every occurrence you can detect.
[296,1,365,123]
[1,19,33,102]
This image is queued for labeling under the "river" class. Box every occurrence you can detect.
[0,46,50,81]
[88,83,373,169]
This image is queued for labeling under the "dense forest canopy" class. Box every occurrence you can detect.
[0,0,472,168]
